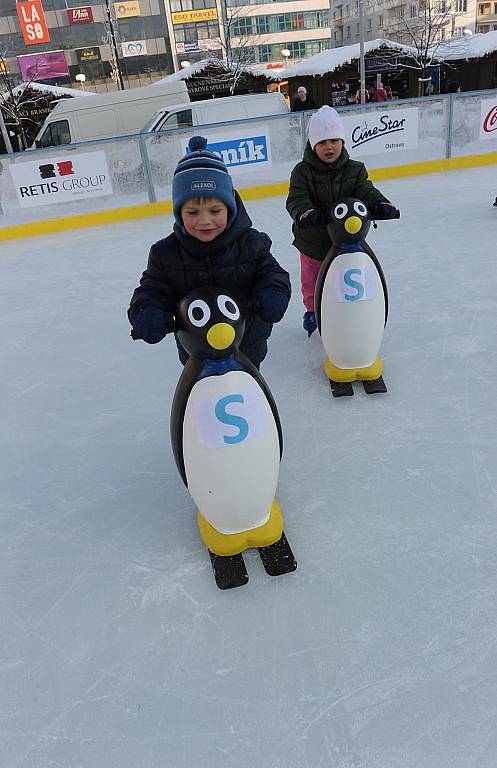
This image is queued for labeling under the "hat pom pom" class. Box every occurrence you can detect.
[188,136,208,152]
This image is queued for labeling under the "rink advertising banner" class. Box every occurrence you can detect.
[480,99,497,140]
[9,152,113,209]
[17,0,51,46]
[67,6,94,24]
[114,1,141,18]
[181,132,272,174]
[343,108,419,157]
[172,8,217,23]
[17,51,69,82]
[121,40,147,57]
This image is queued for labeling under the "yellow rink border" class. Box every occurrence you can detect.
[2,150,497,242]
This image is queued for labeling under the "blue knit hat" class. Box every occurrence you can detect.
[172,136,237,227]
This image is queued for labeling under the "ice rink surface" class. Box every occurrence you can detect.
[2,165,497,768]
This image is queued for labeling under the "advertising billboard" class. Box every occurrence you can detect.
[172,8,217,23]
[16,0,51,46]
[67,6,94,24]
[114,1,141,18]
[121,40,148,57]
[17,50,69,82]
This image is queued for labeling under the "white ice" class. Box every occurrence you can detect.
[2,165,497,768]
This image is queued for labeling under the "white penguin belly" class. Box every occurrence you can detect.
[182,370,280,535]
[320,250,385,369]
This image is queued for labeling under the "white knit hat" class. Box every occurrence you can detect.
[308,105,346,150]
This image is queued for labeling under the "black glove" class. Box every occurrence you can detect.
[370,201,400,220]
[255,287,290,323]
[131,305,175,344]
[299,208,320,228]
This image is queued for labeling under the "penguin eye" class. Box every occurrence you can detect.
[334,203,348,219]
[354,202,367,216]
[187,299,211,328]
[217,294,240,320]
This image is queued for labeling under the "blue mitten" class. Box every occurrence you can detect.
[255,288,289,323]
[131,305,175,344]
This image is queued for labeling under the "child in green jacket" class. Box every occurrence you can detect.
[286,105,400,335]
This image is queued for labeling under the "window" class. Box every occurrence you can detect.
[479,1,490,10]
[256,16,269,33]
[378,13,384,26]
[157,109,193,131]
[410,4,417,16]
[37,120,71,148]
[232,17,253,35]
[455,0,467,9]
[367,17,372,29]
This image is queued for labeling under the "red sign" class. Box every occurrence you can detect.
[17,1,51,46]
[483,105,497,134]
[67,6,94,24]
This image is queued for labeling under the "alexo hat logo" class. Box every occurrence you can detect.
[9,151,113,208]
[192,181,216,191]
[343,108,419,157]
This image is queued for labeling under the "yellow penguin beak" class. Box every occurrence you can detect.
[207,323,235,350]
[344,216,362,234]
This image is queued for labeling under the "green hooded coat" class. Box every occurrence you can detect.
[286,142,389,261]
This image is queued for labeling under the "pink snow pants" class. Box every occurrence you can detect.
[300,252,322,312]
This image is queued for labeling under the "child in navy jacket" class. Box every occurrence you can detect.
[128,136,291,368]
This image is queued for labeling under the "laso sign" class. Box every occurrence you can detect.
[17,0,51,46]
[480,99,497,140]
[9,152,113,209]
[343,108,419,157]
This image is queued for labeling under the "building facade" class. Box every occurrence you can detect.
[329,0,477,50]
[476,0,497,32]
[0,1,174,92]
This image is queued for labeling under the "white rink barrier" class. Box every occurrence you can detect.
[1,89,496,238]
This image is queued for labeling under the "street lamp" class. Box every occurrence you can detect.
[75,73,86,91]
[281,48,291,59]
[180,60,191,68]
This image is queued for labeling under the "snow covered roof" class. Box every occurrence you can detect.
[158,58,279,82]
[433,30,497,61]
[279,39,419,78]
[1,81,95,101]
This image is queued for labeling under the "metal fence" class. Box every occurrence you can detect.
[1,89,496,230]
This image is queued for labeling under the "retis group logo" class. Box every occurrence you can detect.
[38,161,74,179]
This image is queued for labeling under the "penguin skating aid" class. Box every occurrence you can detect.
[170,288,297,590]
[314,198,395,397]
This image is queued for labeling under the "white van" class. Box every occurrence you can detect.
[141,92,289,133]
[32,80,190,149]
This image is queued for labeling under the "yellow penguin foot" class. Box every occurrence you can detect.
[324,355,383,382]
[197,499,284,557]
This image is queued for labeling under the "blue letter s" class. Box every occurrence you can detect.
[215,394,249,445]
[343,269,365,301]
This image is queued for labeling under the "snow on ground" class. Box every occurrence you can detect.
[1,165,497,768]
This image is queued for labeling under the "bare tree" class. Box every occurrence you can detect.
[384,0,455,94]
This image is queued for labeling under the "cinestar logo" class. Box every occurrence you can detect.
[351,115,407,148]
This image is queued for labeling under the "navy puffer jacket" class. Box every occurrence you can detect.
[128,193,291,367]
